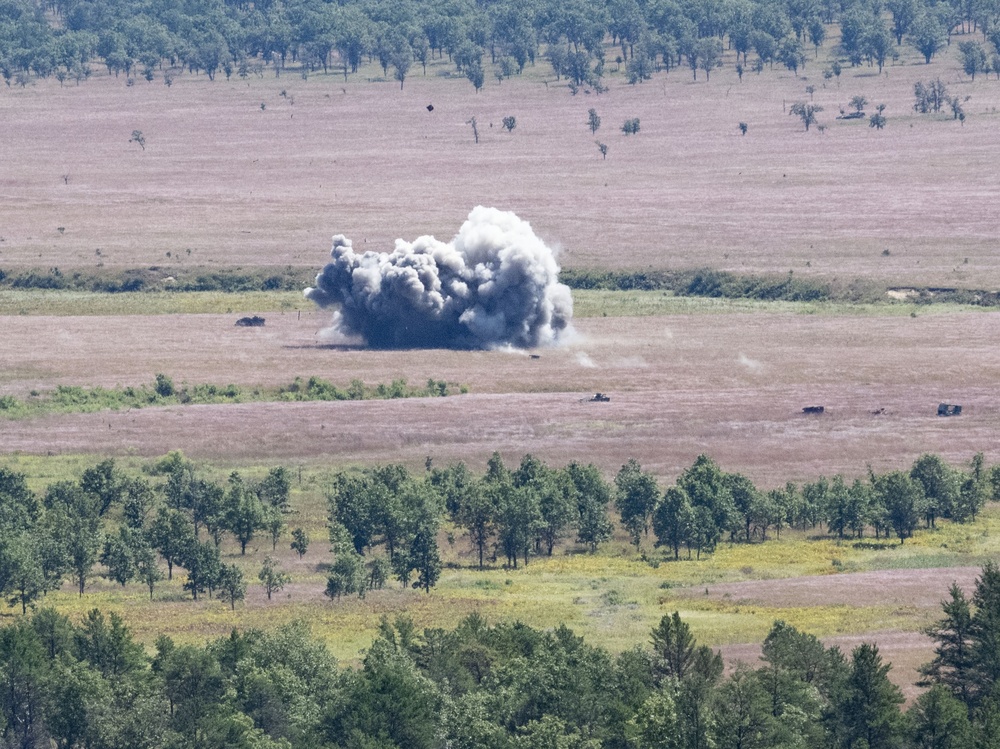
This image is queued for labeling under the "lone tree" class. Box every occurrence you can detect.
[290,527,309,558]
[129,130,145,150]
[850,95,867,113]
[501,115,516,133]
[959,41,988,81]
[597,141,608,159]
[218,563,246,610]
[466,60,484,92]
[621,118,640,135]
[869,104,887,130]
[789,102,823,131]
[738,122,748,135]
[391,43,412,90]
[467,116,479,143]
[258,556,290,600]
[587,108,601,134]
[908,13,946,63]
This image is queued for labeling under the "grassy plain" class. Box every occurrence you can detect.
[2,300,998,483]
[3,34,1000,697]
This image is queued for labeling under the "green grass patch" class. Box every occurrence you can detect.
[0,289,310,316]
[0,265,312,294]
[570,290,994,318]
[563,268,1000,308]
[0,375,465,420]
[5,271,1000,318]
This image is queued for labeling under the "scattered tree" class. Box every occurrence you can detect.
[290,527,309,558]
[587,108,601,134]
[909,14,946,63]
[958,41,988,81]
[789,102,823,131]
[218,564,246,610]
[258,556,289,600]
[869,103,887,130]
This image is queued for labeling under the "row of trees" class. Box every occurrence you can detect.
[0,456,307,611]
[3,450,996,609]
[633,451,993,558]
[324,455,615,600]
[3,0,1000,89]
[323,450,996,599]
[5,564,1000,748]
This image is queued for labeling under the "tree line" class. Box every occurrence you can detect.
[323,450,996,599]
[2,0,999,90]
[3,450,997,609]
[0,454,307,612]
[5,564,1000,748]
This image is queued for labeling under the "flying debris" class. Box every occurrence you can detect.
[305,207,574,349]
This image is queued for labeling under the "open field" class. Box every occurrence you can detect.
[4,32,1000,705]
[2,302,998,483]
[5,294,999,693]
[3,41,1000,287]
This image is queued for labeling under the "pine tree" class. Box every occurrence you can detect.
[921,583,974,705]
[837,643,904,749]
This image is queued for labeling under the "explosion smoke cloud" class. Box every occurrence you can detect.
[305,207,574,349]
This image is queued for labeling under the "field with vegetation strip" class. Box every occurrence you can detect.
[4,16,1000,748]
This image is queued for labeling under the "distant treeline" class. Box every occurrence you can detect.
[6,265,1000,306]
[0,265,309,293]
[0,374,462,419]
[2,0,998,90]
[5,570,1000,749]
[562,268,1000,306]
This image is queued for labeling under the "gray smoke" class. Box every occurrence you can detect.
[305,206,574,349]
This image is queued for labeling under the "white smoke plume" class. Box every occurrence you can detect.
[305,207,574,349]
[738,353,764,372]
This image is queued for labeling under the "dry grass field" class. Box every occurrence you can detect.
[2,40,1000,286]
[3,35,1000,696]
[2,300,999,482]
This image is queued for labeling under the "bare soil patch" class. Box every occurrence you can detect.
[2,53,999,287]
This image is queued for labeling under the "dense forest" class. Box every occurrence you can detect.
[2,0,1000,89]
[3,568,1000,749]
